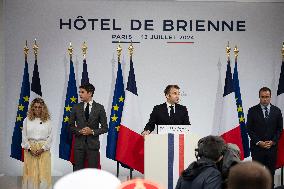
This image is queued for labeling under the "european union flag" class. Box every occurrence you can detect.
[106,61,125,160]
[59,59,78,161]
[233,58,250,158]
[11,60,30,161]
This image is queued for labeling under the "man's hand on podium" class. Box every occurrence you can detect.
[141,130,150,137]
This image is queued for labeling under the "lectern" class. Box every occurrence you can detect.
[144,125,200,189]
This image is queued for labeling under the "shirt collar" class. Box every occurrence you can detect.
[85,99,93,106]
[166,102,175,108]
[260,103,271,110]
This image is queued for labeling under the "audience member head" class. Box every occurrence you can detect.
[119,178,162,189]
[195,135,226,162]
[228,161,272,189]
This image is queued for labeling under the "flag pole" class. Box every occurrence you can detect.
[128,41,134,179]
[116,42,122,178]
[281,42,284,186]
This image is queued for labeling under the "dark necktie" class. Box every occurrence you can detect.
[85,103,90,121]
[170,105,174,118]
[264,107,269,119]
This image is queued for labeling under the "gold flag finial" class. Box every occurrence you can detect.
[117,42,122,62]
[33,38,39,59]
[226,41,231,59]
[82,41,87,59]
[24,40,29,58]
[282,42,284,59]
[68,42,73,58]
[234,45,239,59]
[128,41,134,58]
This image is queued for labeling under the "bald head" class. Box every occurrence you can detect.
[228,161,271,189]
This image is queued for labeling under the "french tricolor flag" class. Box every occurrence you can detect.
[276,54,284,168]
[116,56,144,173]
[218,59,244,159]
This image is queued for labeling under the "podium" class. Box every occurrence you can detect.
[144,125,200,189]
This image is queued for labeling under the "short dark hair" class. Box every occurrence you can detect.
[259,87,271,97]
[164,85,180,95]
[79,83,95,96]
[196,135,226,161]
[228,161,272,189]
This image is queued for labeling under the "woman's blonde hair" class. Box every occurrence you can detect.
[27,98,50,122]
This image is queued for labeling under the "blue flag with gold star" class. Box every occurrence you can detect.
[233,59,250,158]
[11,60,30,161]
[59,59,78,161]
[106,61,125,160]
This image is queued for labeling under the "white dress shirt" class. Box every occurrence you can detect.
[166,102,176,116]
[21,118,53,151]
[84,99,93,113]
[260,103,271,118]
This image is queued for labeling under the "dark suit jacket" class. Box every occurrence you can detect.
[247,104,283,150]
[69,101,108,150]
[144,102,190,132]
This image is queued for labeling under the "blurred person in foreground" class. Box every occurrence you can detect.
[227,161,271,189]
[175,135,226,189]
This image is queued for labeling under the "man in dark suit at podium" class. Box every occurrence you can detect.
[142,85,190,136]
[247,87,283,183]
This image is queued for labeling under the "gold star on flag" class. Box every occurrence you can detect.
[16,114,23,122]
[23,96,29,102]
[237,105,243,113]
[113,104,119,111]
[20,126,23,130]
[115,125,120,131]
[70,96,77,103]
[65,105,72,112]
[111,114,118,122]
[18,104,25,111]
[119,96,124,102]
[64,116,69,122]
[239,115,245,123]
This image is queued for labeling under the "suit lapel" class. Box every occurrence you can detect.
[267,105,275,122]
[79,102,86,121]
[256,104,266,124]
[162,103,170,122]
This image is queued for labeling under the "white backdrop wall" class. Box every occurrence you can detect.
[2,0,284,176]
[0,0,5,175]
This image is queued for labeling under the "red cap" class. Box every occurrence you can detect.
[118,179,162,189]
